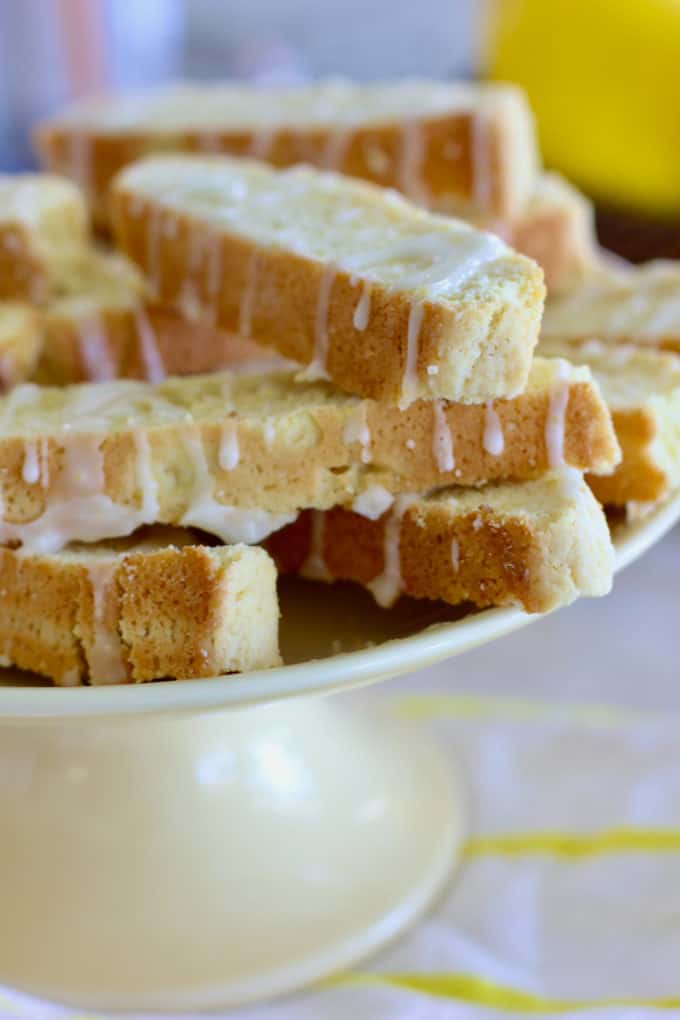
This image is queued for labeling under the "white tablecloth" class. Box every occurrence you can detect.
[3,529,679,1020]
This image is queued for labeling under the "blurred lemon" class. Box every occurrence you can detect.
[484,0,680,216]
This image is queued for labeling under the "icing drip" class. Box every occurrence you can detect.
[146,206,163,299]
[545,359,571,469]
[134,308,166,383]
[87,561,127,685]
[249,130,275,160]
[263,421,276,448]
[432,399,455,472]
[39,439,50,489]
[471,107,493,209]
[399,118,427,205]
[352,484,394,521]
[303,265,335,381]
[76,315,116,382]
[343,404,372,463]
[300,510,333,581]
[0,431,158,554]
[218,422,240,471]
[21,442,40,485]
[179,429,295,543]
[353,283,371,331]
[68,132,92,200]
[483,401,504,456]
[401,301,424,408]
[205,231,223,325]
[239,252,259,338]
[367,494,417,608]
[321,130,350,171]
[450,538,460,573]
[178,223,206,321]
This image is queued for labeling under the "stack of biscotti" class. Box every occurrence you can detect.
[539,260,680,513]
[0,173,263,388]
[35,79,599,292]
[0,154,621,686]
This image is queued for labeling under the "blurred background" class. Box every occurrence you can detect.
[3,0,680,260]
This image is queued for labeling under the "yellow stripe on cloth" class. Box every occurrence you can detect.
[391,693,644,727]
[328,971,680,1011]
[463,827,680,859]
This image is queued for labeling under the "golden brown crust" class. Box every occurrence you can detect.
[266,474,614,614]
[0,361,619,537]
[508,175,597,293]
[110,158,545,406]
[588,408,668,505]
[0,540,280,685]
[35,83,537,230]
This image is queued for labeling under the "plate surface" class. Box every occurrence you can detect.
[0,492,678,718]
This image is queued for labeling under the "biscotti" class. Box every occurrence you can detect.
[111,155,545,406]
[36,79,539,229]
[35,246,274,384]
[0,303,43,391]
[542,261,680,354]
[0,174,87,303]
[266,472,614,613]
[540,338,680,505]
[508,174,597,293]
[0,529,280,685]
[0,359,618,552]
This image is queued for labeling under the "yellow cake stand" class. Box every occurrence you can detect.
[0,495,677,1012]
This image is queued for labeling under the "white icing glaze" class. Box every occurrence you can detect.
[399,118,427,205]
[133,308,166,383]
[353,283,371,331]
[263,420,276,448]
[343,403,372,463]
[352,484,394,521]
[401,301,424,407]
[483,401,504,457]
[432,399,455,472]
[179,429,294,543]
[303,265,335,381]
[21,442,40,485]
[0,430,158,554]
[427,364,439,376]
[450,537,460,572]
[367,494,417,608]
[87,560,127,685]
[76,315,116,382]
[218,421,240,470]
[300,510,333,581]
[239,251,259,338]
[545,359,570,469]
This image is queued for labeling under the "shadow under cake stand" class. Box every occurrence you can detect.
[0,494,677,1013]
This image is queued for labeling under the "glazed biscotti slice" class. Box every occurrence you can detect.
[0,303,43,391]
[267,472,614,613]
[36,79,539,229]
[540,338,680,505]
[508,174,597,293]
[111,155,545,406]
[542,261,680,354]
[0,174,88,303]
[0,360,618,552]
[0,530,280,686]
[35,246,274,384]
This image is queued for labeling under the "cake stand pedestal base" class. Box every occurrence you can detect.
[0,696,464,1012]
